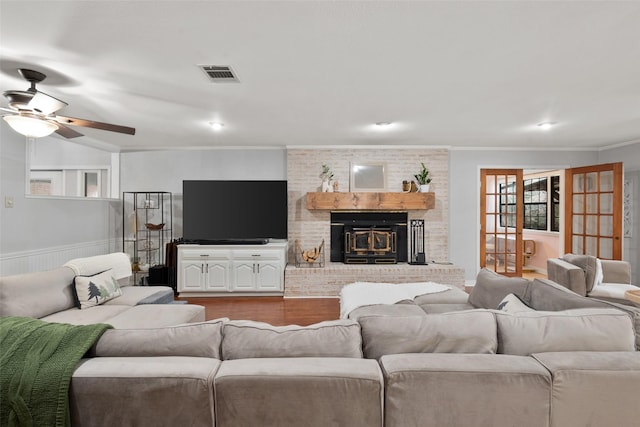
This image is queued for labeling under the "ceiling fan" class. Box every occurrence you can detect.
[1,68,135,138]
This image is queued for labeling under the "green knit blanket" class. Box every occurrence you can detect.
[0,317,111,427]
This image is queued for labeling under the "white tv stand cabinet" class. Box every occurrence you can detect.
[177,242,288,296]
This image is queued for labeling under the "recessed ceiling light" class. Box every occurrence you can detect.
[209,122,224,131]
[537,122,556,130]
[375,122,392,128]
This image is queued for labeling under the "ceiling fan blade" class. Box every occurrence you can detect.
[54,115,136,135]
[54,123,84,139]
[27,91,68,115]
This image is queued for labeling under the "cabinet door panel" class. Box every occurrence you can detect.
[232,262,256,291]
[255,262,282,291]
[181,262,204,290]
[205,262,229,291]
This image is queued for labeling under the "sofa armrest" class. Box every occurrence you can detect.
[547,258,587,296]
[600,260,631,285]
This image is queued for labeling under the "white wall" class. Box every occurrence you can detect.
[599,141,640,283]
[120,149,287,239]
[120,149,286,193]
[449,148,600,280]
[3,129,637,282]
[0,126,120,274]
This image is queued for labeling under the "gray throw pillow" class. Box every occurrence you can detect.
[496,309,635,356]
[221,319,363,360]
[359,311,498,359]
[468,268,530,309]
[92,318,227,358]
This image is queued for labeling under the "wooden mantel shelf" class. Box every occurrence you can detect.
[306,192,435,211]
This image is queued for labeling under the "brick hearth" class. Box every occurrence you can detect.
[284,262,464,297]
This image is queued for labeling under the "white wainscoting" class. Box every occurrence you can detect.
[0,239,120,276]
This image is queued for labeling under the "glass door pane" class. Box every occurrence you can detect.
[565,163,622,260]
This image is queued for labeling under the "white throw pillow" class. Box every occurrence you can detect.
[593,258,604,290]
[74,269,122,309]
[497,293,534,313]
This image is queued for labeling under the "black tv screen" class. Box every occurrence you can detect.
[183,180,288,243]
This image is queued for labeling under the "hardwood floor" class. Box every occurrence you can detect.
[178,271,544,325]
[176,296,340,326]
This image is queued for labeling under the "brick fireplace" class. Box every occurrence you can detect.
[285,147,462,296]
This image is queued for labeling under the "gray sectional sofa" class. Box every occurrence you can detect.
[2,263,639,426]
[547,253,638,303]
[0,253,204,327]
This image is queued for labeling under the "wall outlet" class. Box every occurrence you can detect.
[5,197,14,208]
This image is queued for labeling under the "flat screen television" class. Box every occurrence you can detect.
[182,180,288,244]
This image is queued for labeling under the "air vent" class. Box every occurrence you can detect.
[199,65,239,83]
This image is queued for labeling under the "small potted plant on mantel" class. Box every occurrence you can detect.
[320,164,334,192]
[414,162,432,192]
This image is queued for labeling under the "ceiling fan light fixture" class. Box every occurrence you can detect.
[3,114,58,138]
[375,122,392,128]
[537,122,556,130]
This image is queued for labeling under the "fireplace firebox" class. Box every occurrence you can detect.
[330,212,408,264]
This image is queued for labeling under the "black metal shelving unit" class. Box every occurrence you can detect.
[122,191,172,285]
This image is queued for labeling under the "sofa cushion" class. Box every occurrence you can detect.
[528,278,613,311]
[91,318,226,358]
[0,267,76,318]
[600,259,632,284]
[214,358,383,427]
[71,356,219,427]
[41,305,132,325]
[413,287,470,305]
[587,299,640,351]
[102,285,174,306]
[358,311,498,359]
[418,303,475,313]
[348,302,427,320]
[380,353,551,427]
[74,270,123,309]
[562,253,598,292]
[496,308,636,356]
[64,252,132,285]
[497,293,535,313]
[221,319,363,360]
[546,258,588,295]
[468,268,530,309]
[531,352,640,427]
[105,304,205,328]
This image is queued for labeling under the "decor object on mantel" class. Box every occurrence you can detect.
[295,239,325,268]
[306,191,434,211]
[414,162,432,192]
[320,164,334,192]
[402,180,419,193]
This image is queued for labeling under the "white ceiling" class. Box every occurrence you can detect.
[1,0,639,152]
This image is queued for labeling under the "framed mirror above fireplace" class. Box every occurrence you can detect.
[350,162,386,192]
